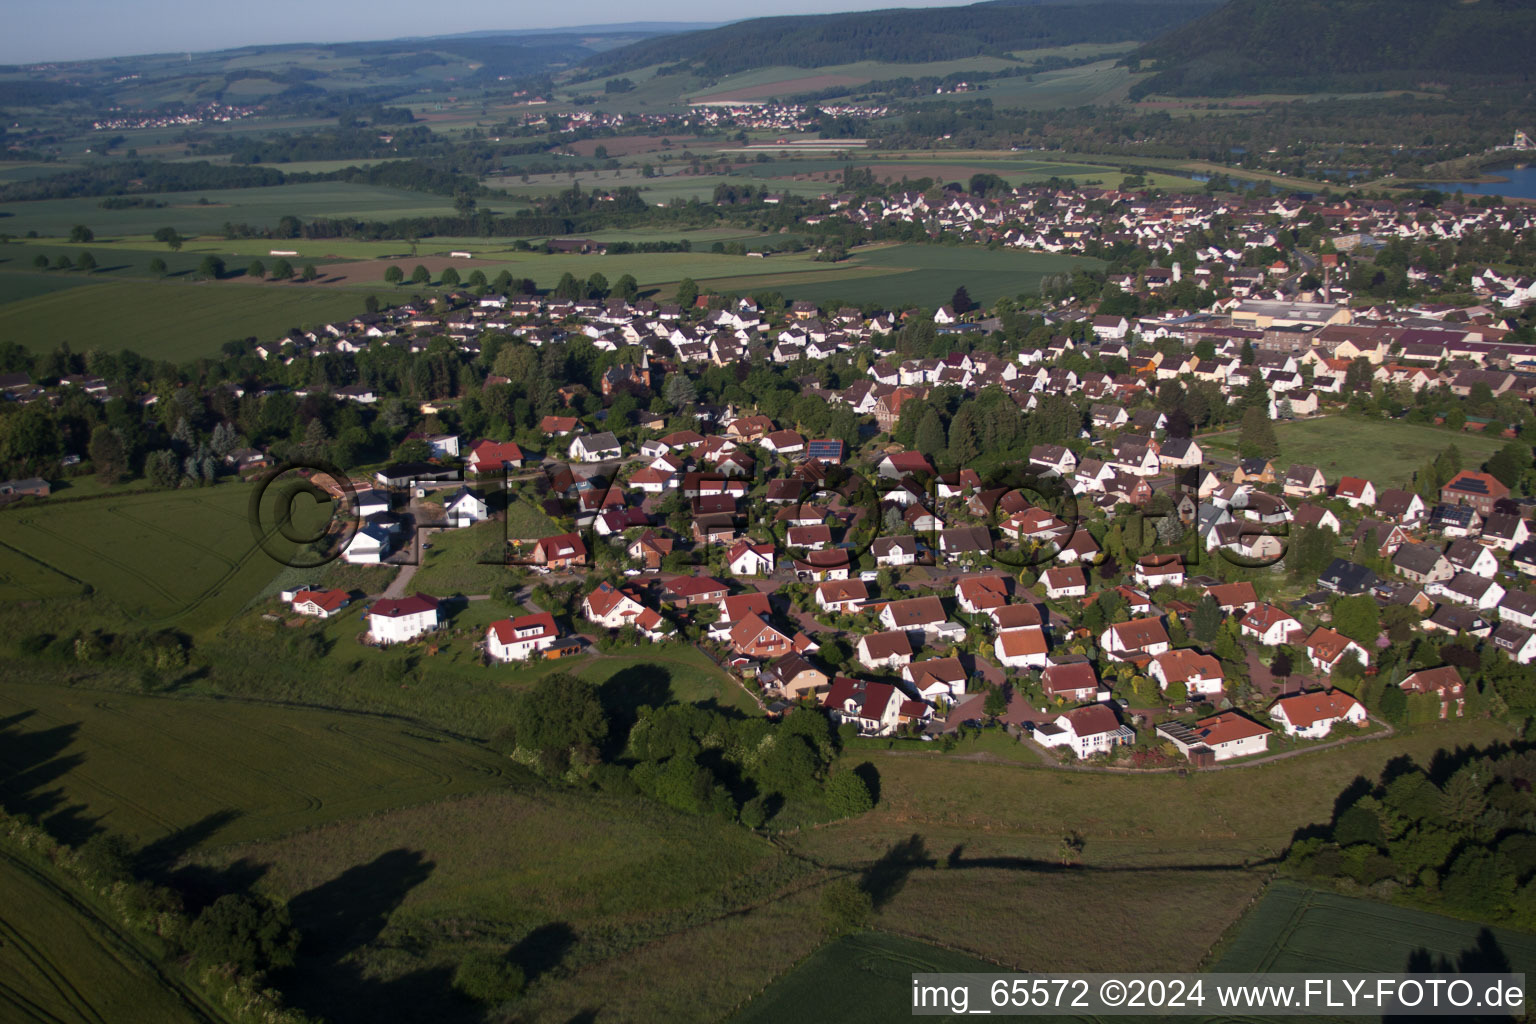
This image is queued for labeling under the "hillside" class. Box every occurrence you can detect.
[1131,0,1536,96]
[580,0,1221,78]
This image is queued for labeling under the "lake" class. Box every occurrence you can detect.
[1425,163,1536,199]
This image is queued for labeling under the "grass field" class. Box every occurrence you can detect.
[0,850,212,1024]
[1200,416,1506,487]
[0,278,370,360]
[1212,881,1536,975]
[730,931,998,1024]
[781,715,1515,973]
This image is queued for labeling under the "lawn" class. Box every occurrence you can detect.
[730,931,999,1024]
[0,278,371,361]
[1200,416,1506,488]
[1212,881,1536,975]
[0,851,211,1024]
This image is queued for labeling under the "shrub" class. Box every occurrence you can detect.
[452,952,526,1004]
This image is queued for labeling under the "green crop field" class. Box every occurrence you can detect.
[0,278,370,361]
[0,181,459,238]
[0,682,514,849]
[189,786,801,1023]
[0,851,211,1024]
[1212,881,1536,975]
[1200,416,1506,487]
[731,932,998,1024]
[0,482,321,636]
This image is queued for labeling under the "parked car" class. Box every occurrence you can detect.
[859,570,879,582]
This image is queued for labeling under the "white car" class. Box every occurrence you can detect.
[623,569,642,577]
[859,570,879,582]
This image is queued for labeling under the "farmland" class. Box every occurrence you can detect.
[1212,881,1536,975]
[0,851,211,1024]
[0,482,316,636]
[1200,416,1507,487]
[731,932,998,1024]
[0,278,371,362]
[0,681,515,849]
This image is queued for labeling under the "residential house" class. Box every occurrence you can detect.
[288,588,350,618]
[1282,464,1327,498]
[1204,581,1258,614]
[1334,476,1376,508]
[1376,488,1428,526]
[995,625,1049,670]
[1240,604,1302,646]
[1441,470,1510,517]
[486,612,559,661]
[582,581,649,628]
[533,532,588,569]
[1098,617,1171,660]
[1042,566,1088,600]
[1269,690,1368,738]
[871,536,918,566]
[879,596,948,634]
[764,654,829,700]
[467,440,526,473]
[815,579,869,613]
[1400,666,1466,718]
[729,614,795,661]
[955,575,1009,615]
[1041,659,1098,703]
[444,487,489,528]
[570,431,622,463]
[1033,704,1134,759]
[1483,513,1531,552]
[367,594,440,644]
[727,541,776,577]
[857,631,914,670]
[1304,626,1369,675]
[823,677,904,736]
[904,657,968,703]
[1445,538,1500,578]
[1392,543,1454,585]
[1158,712,1270,762]
[1149,649,1224,695]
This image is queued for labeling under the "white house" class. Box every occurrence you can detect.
[994,625,1049,670]
[1158,712,1270,762]
[1098,617,1171,660]
[857,630,914,670]
[1269,689,1367,738]
[287,587,350,618]
[1149,649,1224,695]
[823,677,904,736]
[871,536,918,566]
[1033,704,1133,759]
[367,593,440,644]
[582,581,649,628]
[903,657,968,703]
[1041,566,1087,600]
[445,487,489,528]
[343,522,393,564]
[727,541,776,577]
[1239,604,1302,646]
[486,612,559,661]
[569,431,622,463]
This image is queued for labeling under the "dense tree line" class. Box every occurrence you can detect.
[1286,746,1536,929]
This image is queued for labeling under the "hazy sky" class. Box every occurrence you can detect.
[7,0,980,65]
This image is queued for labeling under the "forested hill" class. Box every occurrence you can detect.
[1130,0,1536,97]
[581,0,1221,77]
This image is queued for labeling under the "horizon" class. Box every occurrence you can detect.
[4,0,982,66]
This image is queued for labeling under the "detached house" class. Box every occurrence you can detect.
[533,532,588,569]
[1334,476,1376,508]
[1400,666,1466,718]
[995,625,1049,669]
[857,630,914,670]
[1041,659,1099,703]
[1099,617,1171,661]
[288,588,350,618]
[1270,689,1367,738]
[1282,465,1327,498]
[823,677,904,736]
[1392,543,1454,585]
[1149,649,1224,695]
[367,594,440,645]
[727,541,776,577]
[1034,704,1133,759]
[1158,712,1270,762]
[1240,604,1302,646]
[1304,626,1369,675]
[486,612,559,661]
[582,581,650,628]
[904,657,968,703]
[570,431,622,463]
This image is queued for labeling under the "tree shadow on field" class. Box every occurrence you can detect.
[0,714,97,844]
[509,921,578,983]
[860,834,934,909]
[597,664,673,753]
[279,848,463,1024]
[1385,929,1517,1024]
